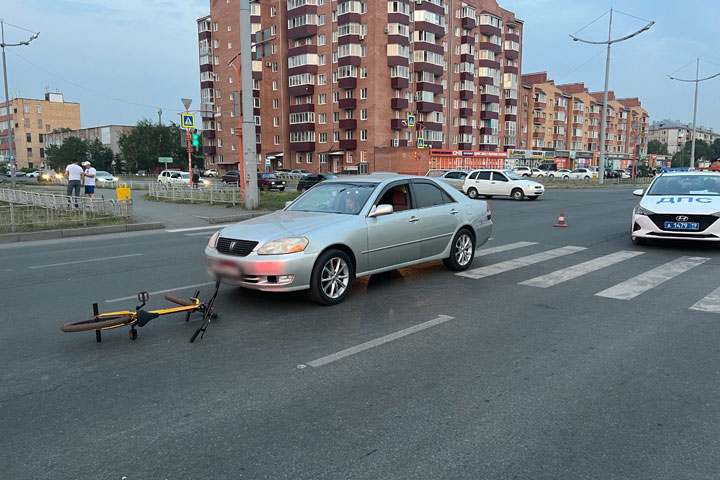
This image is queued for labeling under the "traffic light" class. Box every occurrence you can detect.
[192,129,200,147]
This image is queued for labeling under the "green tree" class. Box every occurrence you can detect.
[710,138,720,160]
[647,139,668,155]
[45,136,87,171]
[86,138,115,172]
[118,119,203,173]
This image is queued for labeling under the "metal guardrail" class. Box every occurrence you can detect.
[0,188,132,232]
[148,183,244,205]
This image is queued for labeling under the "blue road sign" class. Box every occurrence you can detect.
[417,137,424,149]
[407,114,415,127]
[181,113,195,129]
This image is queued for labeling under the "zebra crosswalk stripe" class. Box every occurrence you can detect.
[476,241,537,257]
[690,287,720,314]
[520,250,645,288]
[457,246,587,280]
[595,256,710,301]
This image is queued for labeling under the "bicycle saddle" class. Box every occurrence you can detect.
[137,309,160,327]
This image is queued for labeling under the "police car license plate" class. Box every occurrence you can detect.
[664,221,699,230]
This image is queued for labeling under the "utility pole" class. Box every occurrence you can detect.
[157,107,163,126]
[1,19,40,187]
[181,98,193,187]
[571,9,654,184]
[239,0,259,209]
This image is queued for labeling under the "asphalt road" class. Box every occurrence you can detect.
[2,187,720,479]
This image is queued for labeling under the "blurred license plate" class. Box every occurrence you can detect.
[212,260,239,276]
[664,221,699,230]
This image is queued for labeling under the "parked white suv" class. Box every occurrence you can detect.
[566,168,597,181]
[462,169,544,201]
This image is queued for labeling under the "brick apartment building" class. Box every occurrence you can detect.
[520,72,649,169]
[0,92,81,170]
[197,0,523,174]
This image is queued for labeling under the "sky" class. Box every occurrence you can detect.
[3,0,720,132]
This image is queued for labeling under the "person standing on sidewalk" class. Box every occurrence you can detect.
[82,160,96,199]
[192,165,200,188]
[65,159,83,207]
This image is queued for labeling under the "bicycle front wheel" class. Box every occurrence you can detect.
[61,314,134,332]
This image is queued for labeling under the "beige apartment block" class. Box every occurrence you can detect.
[0,92,81,170]
[521,72,648,168]
[198,0,524,174]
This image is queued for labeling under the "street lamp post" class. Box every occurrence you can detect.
[668,58,720,169]
[1,19,39,188]
[570,9,653,184]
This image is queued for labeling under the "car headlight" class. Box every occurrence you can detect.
[113,176,119,181]
[635,205,654,216]
[258,237,308,255]
[208,231,221,249]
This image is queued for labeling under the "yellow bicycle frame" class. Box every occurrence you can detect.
[92,298,201,331]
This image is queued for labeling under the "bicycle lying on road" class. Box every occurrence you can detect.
[61,280,220,343]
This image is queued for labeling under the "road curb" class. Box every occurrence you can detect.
[0,222,165,244]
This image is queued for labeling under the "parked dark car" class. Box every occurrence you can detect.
[297,173,338,192]
[222,170,287,191]
[604,169,619,179]
[258,172,286,191]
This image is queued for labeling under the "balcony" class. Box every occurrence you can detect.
[391,77,409,89]
[458,125,473,134]
[461,16,476,29]
[534,101,546,109]
[339,139,357,150]
[338,77,357,89]
[481,94,500,104]
[479,110,499,120]
[505,48,519,60]
[459,107,472,117]
[532,132,544,138]
[290,142,315,152]
[289,84,314,97]
[417,81,443,94]
[339,119,357,130]
[459,90,473,100]
[391,97,408,110]
[416,101,442,113]
[288,25,318,41]
[203,146,217,155]
[338,98,357,110]
[533,114,544,124]
[479,24,501,37]
[390,119,405,130]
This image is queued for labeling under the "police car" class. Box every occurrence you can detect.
[631,171,720,245]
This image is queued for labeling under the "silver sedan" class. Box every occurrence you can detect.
[205,174,492,305]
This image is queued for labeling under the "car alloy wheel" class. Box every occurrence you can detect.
[443,229,475,271]
[511,188,524,201]
[467,188,478,199]
[310,249,354,305]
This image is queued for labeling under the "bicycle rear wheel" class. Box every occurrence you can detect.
[61,314,134,332]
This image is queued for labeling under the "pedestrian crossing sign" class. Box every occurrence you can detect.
[181,113,195,129]
[417,137,424,149]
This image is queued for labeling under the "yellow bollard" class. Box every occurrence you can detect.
[116,182,131,200]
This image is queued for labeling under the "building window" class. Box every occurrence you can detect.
[228,42,232,49]
[361,109,367,120]
[36,104,42,114]
[227,25,232,31]
[333,112,340,123]
[273,98,279,109]
[272,80,278,90]
[319,113,327,124]
[360,88,367,99]
[27,147,33,157]
[334,132,340,142]
[24,104,29,113]
[361,130,367,141]
[270,6,276,16]
[319,133,327,143]
[361,67,367,78]
[318,34,325,46]
[26,133,31,143]
[274,117,279,127]
[274,135,280,145]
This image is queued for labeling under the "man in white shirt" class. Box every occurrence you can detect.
[82,160,97,198]
[65,159,83,206]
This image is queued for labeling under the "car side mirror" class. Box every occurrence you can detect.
[632,189,644,196]
[368,204,393,217]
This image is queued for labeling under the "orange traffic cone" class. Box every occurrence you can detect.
[554,212,569,227]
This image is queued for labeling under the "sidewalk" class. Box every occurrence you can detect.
[132,193,270,229]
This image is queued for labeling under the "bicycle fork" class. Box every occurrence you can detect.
[189,278,221,343]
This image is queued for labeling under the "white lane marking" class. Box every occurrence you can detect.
[596,256,710,300]
[691,287,720,313]
[184,232,216,237]
[165,224,230,233]
[106,282,215,303]
[520,251,645,288]
[457,246,587,280]
[476,241,538,257]
[302,315,455,368]
[29,254,143,269]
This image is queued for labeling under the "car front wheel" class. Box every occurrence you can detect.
[511,188,524,201]
[309,249,354,305]
[443,228,475,271]
[631,235,647,245]
[467,187,478,199]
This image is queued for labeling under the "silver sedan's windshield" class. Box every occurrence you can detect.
[647,175,720,196]
[287,183,377,214]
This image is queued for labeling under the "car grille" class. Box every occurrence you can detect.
[217,237,258,257]
[648,214,718,231]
